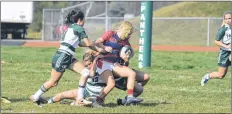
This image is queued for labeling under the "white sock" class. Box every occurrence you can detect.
[127,94,133,98]
[48,97,54,104]
[206,74,211,80]
[77,85,85,100]
[33,85,47,101]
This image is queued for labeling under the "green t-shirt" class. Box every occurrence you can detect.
[215,24,231,45]
[59,23,88,54]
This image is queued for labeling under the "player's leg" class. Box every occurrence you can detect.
[92,70,115,107]
[201,66,228,86]
[133,69,150,86]
[201,50,230,86]
[48,89,77,104]
[68,59,91,105]
[113,65,141,105]
[133,83,144,97]
[117,82,144,105]
[30,52,69,103]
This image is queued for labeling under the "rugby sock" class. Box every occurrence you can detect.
[98,92,107,99]
[127,89,134,97]
[77,85,85,100]
[33,85,47,101]
[48,97,54,104]
[96,96,104,103]
[206,74,211,80]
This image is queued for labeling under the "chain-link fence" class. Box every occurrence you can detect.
[42,9,62,41]
[42,2,223,46]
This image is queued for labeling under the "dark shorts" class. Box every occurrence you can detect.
[114,77,128,90]
[217,49,231,68]
[51,51,76,72]
[114,69,146,90]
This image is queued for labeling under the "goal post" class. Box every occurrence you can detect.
[138,1,153,68]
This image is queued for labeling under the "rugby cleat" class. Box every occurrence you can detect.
[91,100,104,108]
[118,96,143,106]
[29,95,47,106]
[201,74,210,86]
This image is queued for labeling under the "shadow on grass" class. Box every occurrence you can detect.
[138,100,174,107]
[6,96,51,104]
[5,97,28,103]
[104,100,173,108]
[104,103,119,108]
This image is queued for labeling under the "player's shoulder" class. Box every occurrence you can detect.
[71,23,85,32]
[105,30,115,35]
[217,25,228,34]
[219,25,229,31]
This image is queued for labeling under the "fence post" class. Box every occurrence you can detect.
[105,1,109,31]
[207,18,210,46]
[42,9,45,41]
[60,8,64,41]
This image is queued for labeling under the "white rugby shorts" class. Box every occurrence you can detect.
[96,60,115,75]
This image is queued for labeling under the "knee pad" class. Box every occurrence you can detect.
[80,68,90,78]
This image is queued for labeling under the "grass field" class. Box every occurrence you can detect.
[1,46,230,113]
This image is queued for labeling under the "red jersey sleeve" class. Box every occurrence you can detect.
[101,30,115,41]
[124,39,131,46]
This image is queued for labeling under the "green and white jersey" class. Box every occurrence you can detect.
[84,73,106,98]
[58,23,88,55]
[215,24,231,51]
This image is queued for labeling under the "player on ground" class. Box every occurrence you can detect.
[201,11,231,86]
[47,51,149,107]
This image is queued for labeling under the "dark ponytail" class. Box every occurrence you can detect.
[64,10,85,25]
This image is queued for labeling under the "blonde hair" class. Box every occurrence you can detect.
[221,11,232,27]
[117,21,134,40]
[82,51,98,62]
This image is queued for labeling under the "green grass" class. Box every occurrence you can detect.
[1,46,230,113]
[153,2,231,17]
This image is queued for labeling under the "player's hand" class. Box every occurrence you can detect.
[114,62,122,67]
[97,48,104,53]
[104,46,112,53]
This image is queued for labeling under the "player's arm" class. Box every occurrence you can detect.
[94,39,112,53]
[215,27,230,49]
[95,37,104,44]
[76,28,92,47]
[94,31,113,53]
[92,41,109,53]
[215,40,230,49]
[89,55,104,77]
[89,41,107,53]
[79,38,92,47]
